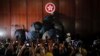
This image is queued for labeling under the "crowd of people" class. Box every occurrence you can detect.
[0,15,100,56]
[0,35,100,56]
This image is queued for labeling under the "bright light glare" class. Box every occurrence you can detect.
[67,33,71,36]
[0,32,4,37]
[0,30,6,37]
[26,43,29,46]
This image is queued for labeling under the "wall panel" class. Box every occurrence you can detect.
[27,0,42,29]
[0,0,11,37]
[59,0,75,33]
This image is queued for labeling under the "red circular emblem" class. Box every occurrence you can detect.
[45,2,56,13]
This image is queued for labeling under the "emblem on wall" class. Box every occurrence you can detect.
[45,2,56,14]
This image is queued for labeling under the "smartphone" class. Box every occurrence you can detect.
[16,41,18,43]
[37,44,40,47]
[25,43,31,47]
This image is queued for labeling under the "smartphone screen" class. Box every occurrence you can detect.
[25,43,30,47]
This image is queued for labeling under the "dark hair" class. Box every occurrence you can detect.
[34,22,42,30]
[15,29,26,42]
[22,48,29,56]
